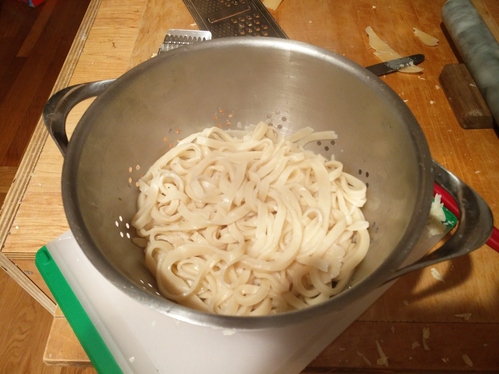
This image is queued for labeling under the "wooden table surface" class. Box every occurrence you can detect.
[1,0,498,372]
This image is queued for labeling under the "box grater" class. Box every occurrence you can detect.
[182,0,287,38]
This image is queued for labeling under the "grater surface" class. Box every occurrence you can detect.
[158,29,212,54]
[182,0,287,38]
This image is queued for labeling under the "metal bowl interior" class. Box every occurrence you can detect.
[63,37,433,329]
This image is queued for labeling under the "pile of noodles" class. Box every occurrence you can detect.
[132,121,369,316]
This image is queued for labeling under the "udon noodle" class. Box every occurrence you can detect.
[132,121,369,316]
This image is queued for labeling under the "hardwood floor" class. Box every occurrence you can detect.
[0,270,96,373]
[0,0,96,372]
[0,0,85,205]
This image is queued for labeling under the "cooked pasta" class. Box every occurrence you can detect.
[132,121,369,316]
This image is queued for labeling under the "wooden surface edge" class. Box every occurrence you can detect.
[44,317,499,371]
[0,0,103,312]
[44,316,91,366]
[0,252,56,314]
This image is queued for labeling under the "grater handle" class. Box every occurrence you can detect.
[385,161,494,283]
[43,79,115,156]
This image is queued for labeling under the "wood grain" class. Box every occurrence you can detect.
[0,268,95,374]
[0,0,94,372]
[45,317,94,366]
[0,0,90,167]
[0,166,17,204]
[0,0,97,309]
[306,321,499,372]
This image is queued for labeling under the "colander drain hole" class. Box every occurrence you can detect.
[115,215,133,241]
[139,279,161,295]
[357,168,370,188]
[369,222,379,244]
[128,164,144,187]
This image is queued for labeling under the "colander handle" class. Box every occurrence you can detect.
[385,161,494,282]
[43,79,115,156]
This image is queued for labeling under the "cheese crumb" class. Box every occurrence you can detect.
[262,0,283,10]
[430,267,445,282]
[413,28,439,46]
[376,340,389,366]
[357,351,372,365]
[455,313,472,320]
[422,327,430,351]
[222,329,237,336]
[428,194,447,236]
[411,341,420,349]
[462,354,473,367]
[431,194,446,221]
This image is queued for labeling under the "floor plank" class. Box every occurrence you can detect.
[0,267,52,372]
[0,269,96,373]
[0,166,17,207]
[0,0,93,371]
[0,0,90,167]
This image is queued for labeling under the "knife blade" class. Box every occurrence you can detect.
[365,54,425,76]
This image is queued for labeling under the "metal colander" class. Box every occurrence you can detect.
[44,37,492,330]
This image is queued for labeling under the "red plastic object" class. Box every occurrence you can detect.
[434,183,499,253]
[17,0,45,7]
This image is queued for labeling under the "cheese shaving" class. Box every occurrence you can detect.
[375,340,389,366]
[262,0,283,10]
[413,28,439,46]
[430,267,445,282]
[430,194,446,222]
[357,351,372,366]
[427,194,447,236]
[455,313,472,320]
[422,327,430,351]
[365,26,423,74]
[462,354,474,367]
[411,341,420,349]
